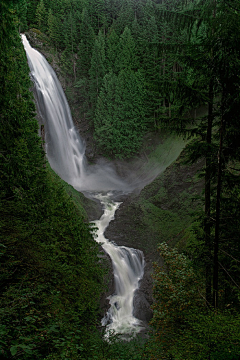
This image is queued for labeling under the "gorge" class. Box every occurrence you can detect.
[21,33,187,337]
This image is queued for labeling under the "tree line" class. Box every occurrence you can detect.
[17,0,187,158]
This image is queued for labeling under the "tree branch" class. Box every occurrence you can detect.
[218,262,240,290]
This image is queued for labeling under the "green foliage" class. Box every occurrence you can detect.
[113,0,135,35]
[147,243,240,360]
[106,27,119,73]
[76,8,95,78]
[94,69,147,158]
[26,0,39,27]
[35,0,47,33]
[0,4,107,359]
[8,0,28,32]
[117,26,138,71]
[0,168,106,358]
[149,243,203,355]
[62,10,78,53]
[89,30,106,116]
[174,310,240,360]
[47,8,62,47]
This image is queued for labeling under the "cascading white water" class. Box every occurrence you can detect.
[21,35,86,185]
[21,34,145,337]
[93,193,145,337]
[21,35,128,192]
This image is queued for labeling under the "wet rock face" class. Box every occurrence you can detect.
[99,250,155,326]
[133,289,153,323]
[99,249,115,317]
[132,258,157,324]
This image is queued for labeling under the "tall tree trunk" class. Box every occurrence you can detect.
[213,88,225,308]
[213,122,223,308]
[205,77,214,305]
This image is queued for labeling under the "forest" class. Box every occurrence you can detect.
[1,0,240,358]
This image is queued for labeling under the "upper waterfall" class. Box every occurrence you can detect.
[22,35,85,183]
[21,34,128,192]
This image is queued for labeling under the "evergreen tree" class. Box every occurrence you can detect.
[105,0,122,27]
[35,0,47,32]
[117,26,138,71]
[89,30,106,117]
[106,27,119,72]
[114,0,135,35]
[77,8,95,78]
[47,8,62,49]
[26,0,38,27]
[131,17,142,40]
[140,14,160,129]
[94,69,147,158]
[9,0,28,32]
[63,11,77,53]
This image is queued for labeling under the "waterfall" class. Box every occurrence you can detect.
[93,194,145,337]
[21,35,128,192]
[21,34,145,337]
[21,35,86,185]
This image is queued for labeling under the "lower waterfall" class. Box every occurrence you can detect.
[93,193,145,337]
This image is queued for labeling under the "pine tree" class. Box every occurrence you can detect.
[26,0,39,27]
[105,27,119,72]
[94,69,147,158]
[114,0,135,35]
[117,26,138,71]
[35,0,47,32]
[9,0,28,32]
[89,30,106,117]
[63,11,77,53]
[77,8,95,78]
[47,9,61,48]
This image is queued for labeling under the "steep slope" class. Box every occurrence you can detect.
[0,5,106,359]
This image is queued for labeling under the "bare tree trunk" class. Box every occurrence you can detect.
[162,55,166,108]
[213,123,223,308]
[213,88,225,308]
[205,77,214,305]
